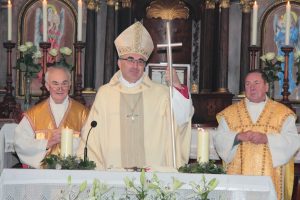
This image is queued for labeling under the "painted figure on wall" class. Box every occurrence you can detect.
[34,4,65,63]
[273,11,300,95]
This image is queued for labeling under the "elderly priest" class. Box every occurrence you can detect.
[14,66,89,168]
[77,22,194,171]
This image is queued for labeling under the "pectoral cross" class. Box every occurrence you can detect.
[126,113,139,121]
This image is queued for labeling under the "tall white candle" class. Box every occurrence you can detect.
[7,0,12,41]
[251,1,258,45]
[42,0,47,42]
[77,0,83,41]
[197,128,209,163]
[285,1,291,45]
[61,127,73,158]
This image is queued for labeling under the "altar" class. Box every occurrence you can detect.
[0,169,277,200]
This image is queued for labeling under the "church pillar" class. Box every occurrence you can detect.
[239,0,252,94]
[84,3,97,90]
[200,1,216,93]
[103,0,116,84]
[216,0,230,93]
[118,0,132,34]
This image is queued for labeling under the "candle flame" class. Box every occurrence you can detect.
[8,0,11,5]
[254,1,257,6]
[287,1,290,6]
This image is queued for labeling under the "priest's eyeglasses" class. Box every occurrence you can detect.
[119,57,146,66]
[49,81,70,90]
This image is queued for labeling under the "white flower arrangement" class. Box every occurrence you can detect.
[48,47,73,70]
[16,41,42,78]
[260,52,284,83]
[60,170,219,200]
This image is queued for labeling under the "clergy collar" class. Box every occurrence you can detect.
[49,96,69,106]
[119,73,144,88]
[245,95,268,106]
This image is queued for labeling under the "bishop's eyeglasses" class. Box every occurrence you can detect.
[119,57,146,66]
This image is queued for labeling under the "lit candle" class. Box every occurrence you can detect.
[197,128,209,163]
[42,0,47,42]
[285,1,291,45]
[7,0,12,41]
[61,127,73,158]
[77,0,83,41]
[251,1,258,45]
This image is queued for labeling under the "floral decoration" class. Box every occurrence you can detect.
[260,52,284,83]
[15,41,42,78]
[48,46,73,71]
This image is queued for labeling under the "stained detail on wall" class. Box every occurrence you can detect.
[146,0,189,20]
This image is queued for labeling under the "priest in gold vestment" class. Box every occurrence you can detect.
[14,67,89,168]
[214,70,300,200]
[77,22,194,171]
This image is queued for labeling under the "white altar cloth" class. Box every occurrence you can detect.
[0,169,277,200]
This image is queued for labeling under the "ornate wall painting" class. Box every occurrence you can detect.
[17,0,76,97]
[261,1,300,100]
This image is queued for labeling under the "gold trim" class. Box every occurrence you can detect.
[220,0,230,9]
[87,0,101,11]
[216,88,229,93]
[107,0,115,6]
[146,0,189,20]
[82,88,97,94]
[240,0,254,13]
[206,0,215,9]
[121,0,131,8]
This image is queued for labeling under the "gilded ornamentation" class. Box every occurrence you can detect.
[205,0,215,9]
[220,0,230,9]
[146,0,189,20]
[86,0,101,11]
[107,0,115,6]
[240,0,254,13]
[121,0,131,8]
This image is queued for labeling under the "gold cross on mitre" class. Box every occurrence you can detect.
[156,21,182,169]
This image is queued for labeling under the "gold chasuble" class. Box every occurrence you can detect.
[217,99,295,200]
[24,98,89,156]
[79,71,192,171]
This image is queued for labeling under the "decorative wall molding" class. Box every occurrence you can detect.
[146,0,189,20]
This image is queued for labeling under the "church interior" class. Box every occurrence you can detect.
[0,0,300,199]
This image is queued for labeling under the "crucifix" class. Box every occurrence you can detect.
[157,21,182,168]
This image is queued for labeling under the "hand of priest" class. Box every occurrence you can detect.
[248,132,268,144]
[236,131,252,142]
[46,129,61,149]
[165,66,182,89]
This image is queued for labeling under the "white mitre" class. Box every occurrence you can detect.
[114,21,154,60]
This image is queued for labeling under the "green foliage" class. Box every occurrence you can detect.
[124,169,150,200]
[148,174,184,200]
[15,42,42,78]
[178,160,225,174]
[189,176,218,200]
[41,154,96,170]
[260,52,283,83]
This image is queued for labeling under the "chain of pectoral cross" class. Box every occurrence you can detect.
[123,93,142,121]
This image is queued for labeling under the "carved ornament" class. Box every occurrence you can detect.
[146,0,189,20]
[220,0,230,9]
[206,0,215,9]
[121,0,131,8]
[240,0,254,13]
